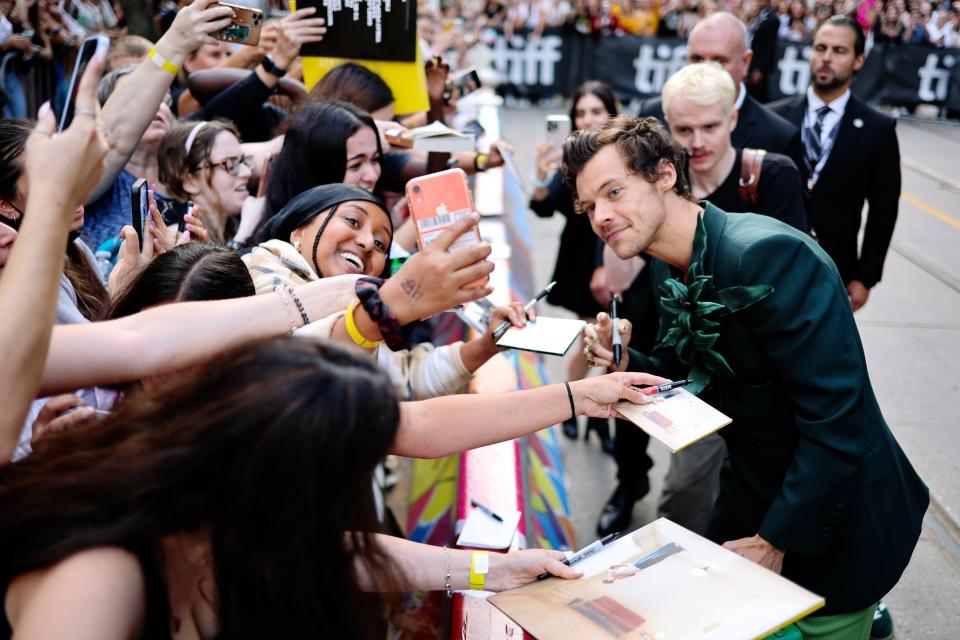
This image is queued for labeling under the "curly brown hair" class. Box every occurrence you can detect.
[561,115,696,208]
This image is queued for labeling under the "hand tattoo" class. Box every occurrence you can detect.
[401,278,423,301]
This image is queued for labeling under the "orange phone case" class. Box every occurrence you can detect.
[214,2,263,46]
[406,168,487,289]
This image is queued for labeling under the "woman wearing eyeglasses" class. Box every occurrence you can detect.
[158,119,256,246]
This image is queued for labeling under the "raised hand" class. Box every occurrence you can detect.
[270,7,327,70]
[108,224,158,294]
[535,140,563,178]
[569,371,670,418]
[583,311,633,372]
[381,213,494,324]
[24,52,108,222]
[162,0,236,56]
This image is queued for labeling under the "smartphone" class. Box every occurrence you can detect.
[405,168,487,289]
[452,68,482,99]
[213,2,264,46]
[130,178,149,251]
[544,115,571,151]
[58,34,109,132]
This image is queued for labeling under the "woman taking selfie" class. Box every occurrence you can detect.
[247,183,532,399]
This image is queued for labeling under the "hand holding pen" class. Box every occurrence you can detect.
[537,533,619,580]
[582,311,633,372]
[491,281,556,342]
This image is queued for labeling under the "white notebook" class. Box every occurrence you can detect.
[495,317,586,356]
[457,507,522,550]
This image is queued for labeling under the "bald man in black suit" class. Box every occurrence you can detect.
[636,11,797,155]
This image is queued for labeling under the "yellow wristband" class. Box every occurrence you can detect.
[148,47,180,76]
[469,550,489,591]
[345,299,382,349]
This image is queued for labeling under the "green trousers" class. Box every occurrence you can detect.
[794,603,876,640]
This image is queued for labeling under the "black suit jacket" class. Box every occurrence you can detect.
[637,94,798,155]
[770,94,901,287]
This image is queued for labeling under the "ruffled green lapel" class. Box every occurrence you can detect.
[657,207,773,394]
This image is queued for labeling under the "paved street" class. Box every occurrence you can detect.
[500,105,960,638]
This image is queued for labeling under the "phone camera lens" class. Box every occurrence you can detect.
[412,185,421,193]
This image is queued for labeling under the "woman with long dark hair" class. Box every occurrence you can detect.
[0,337,663,637]
[264,100,383,220]
[529,80,619,447]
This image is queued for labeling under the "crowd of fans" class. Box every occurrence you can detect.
[3,0,958,118]
[0,0,937,634]
[425,0,960,45]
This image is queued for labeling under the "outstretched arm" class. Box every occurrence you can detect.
[393,371,668,458]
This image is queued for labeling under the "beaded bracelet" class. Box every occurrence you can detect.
[281,283,310,326]
[442,546,453,597]
[355,277,416,351]
[275,286,301,335]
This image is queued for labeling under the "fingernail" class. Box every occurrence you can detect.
[182,230,191,241]
[38,101,52,118]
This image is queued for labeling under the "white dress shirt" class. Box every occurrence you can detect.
[806,87,851,144]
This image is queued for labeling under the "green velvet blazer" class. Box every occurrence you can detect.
[629,202,928,614]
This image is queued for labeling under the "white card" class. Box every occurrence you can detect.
[495,317,586,356]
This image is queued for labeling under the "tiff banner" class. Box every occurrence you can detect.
[492,29,960,111]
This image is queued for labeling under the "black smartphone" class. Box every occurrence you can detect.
[58,34,109,132]
[453,68,481,98]
[130,178,149,251]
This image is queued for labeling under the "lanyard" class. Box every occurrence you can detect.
[801,103,842,190]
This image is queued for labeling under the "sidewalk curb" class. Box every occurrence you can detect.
[902,156,960,192]
[924,494,960,571]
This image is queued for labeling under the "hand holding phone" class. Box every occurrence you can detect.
[130,178,150,251]
[58,34,109,132]
[24,46,109,222]
[212,2,264,45]
[406,169,488,289]
[382,214,494,323]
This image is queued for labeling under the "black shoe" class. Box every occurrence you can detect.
[585,417,615,455]
[596,484,638,537]
[870,601,894,640]
[562,418,579,440]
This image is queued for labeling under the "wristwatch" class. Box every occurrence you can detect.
[260,55,287,78]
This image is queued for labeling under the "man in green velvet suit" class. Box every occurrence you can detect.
[564,115,928,639]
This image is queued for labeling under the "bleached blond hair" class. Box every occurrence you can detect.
[661,62,737,116]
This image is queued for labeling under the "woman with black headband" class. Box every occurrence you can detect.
[244,183,533,400]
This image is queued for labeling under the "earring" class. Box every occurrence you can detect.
[293,238,301,251]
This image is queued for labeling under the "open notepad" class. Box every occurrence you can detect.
[491,518,824,640]
[495,317,586,356]
[457,507,522,550]
[615,387,732,453]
